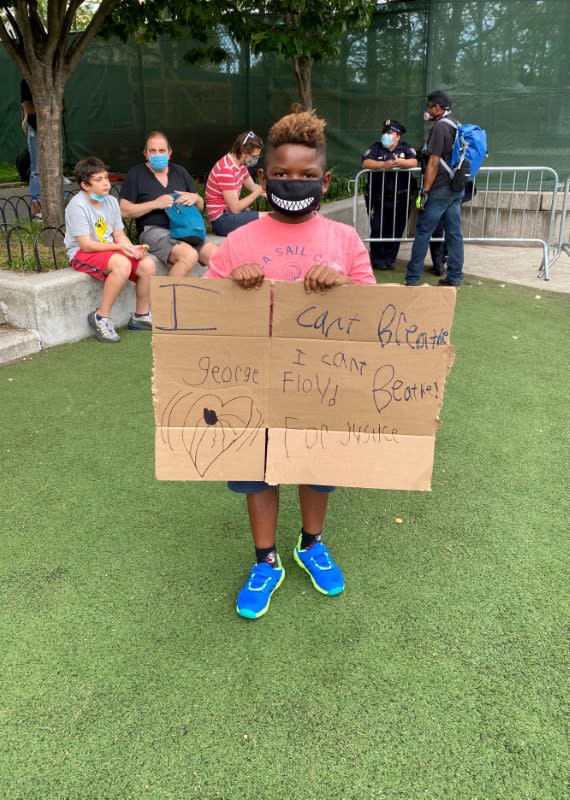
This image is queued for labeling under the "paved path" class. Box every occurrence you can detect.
[381,242,570,295]
[460,244,569,294]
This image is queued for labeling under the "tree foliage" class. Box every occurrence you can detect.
[104,1,379,109]
[219,1,378,109]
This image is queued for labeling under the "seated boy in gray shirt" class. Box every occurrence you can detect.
[64,157,156,344]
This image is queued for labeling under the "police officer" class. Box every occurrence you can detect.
[362,119,418,270]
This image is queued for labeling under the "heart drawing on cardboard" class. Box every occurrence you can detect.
[159,392,264,477]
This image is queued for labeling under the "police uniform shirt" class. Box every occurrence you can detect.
[362,140,416,197]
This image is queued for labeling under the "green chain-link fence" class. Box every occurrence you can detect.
[1,1,569,179]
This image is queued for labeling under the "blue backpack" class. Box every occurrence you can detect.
[439,118,488,184]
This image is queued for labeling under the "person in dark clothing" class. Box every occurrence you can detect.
[120,130,217,275]
[405,90,465,287]
[361,120,418,270]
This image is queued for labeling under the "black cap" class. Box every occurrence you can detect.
[427,90,453,109]
[382,119,406,135]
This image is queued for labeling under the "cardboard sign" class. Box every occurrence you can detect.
[151,278,456,490]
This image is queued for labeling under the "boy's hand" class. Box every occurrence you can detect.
[132,244,150,260]
[304,264,347,294]
[231,263,264,289]
[121,243,148,260]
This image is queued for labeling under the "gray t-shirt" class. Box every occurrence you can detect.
[64,192,123,260]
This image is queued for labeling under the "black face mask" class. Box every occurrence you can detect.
[265,178,323,217]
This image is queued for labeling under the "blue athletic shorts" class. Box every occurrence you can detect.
[228,481,336,495]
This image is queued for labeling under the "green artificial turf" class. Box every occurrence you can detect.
[1,276,568,800]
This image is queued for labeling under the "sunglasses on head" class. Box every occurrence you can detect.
[243,130,256,145]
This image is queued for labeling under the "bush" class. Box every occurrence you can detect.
[0,161,22,184]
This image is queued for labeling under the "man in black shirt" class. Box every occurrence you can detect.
[405,90,465,287]
[120,131,217,275]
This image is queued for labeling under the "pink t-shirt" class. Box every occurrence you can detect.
[205,213,375,285]
[205,154,250,222]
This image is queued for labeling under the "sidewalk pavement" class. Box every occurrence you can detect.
[395,242,570,294]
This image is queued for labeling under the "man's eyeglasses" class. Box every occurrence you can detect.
[243,130,256,145]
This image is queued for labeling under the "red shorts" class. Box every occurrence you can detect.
[70,250,140,283]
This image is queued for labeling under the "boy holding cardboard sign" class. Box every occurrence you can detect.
[204,109,375,619]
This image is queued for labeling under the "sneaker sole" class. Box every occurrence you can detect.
[87,313,120,343]
[127,322,152,330]
[293,549,344,596]
[93,334,121,343]
[236,568,285,620]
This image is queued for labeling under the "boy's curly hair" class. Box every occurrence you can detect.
[266,109,327,163]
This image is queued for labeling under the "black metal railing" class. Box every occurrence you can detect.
[0,187,124,272]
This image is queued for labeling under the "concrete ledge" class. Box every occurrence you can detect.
[0,246,210,349]
[0,325,41,363]
[0,260,211,348]
[0,268,137,348]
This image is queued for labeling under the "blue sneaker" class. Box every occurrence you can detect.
[236,556,285,619]
[293,537,344,596]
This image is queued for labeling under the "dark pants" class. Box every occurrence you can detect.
[368,195,410,268]
[405,186,465,286]
[430,181,475,269]
[430,220,446,269]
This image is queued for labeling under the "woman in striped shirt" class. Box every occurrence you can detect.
[205,130,268,236]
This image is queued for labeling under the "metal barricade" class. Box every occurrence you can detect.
[550,176,570,268]
[353,166,561,280]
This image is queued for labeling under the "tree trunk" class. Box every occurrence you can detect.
[30,75,67,228]
[0,1,123,228]
[292,55,314,110]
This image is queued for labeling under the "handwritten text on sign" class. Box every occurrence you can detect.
[151,279,456,490]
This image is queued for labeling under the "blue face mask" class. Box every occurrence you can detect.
[381,133,394,147]
[90,192,106,202]
[148,154,169,170]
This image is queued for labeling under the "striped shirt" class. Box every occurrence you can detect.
[205,154,250,222]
